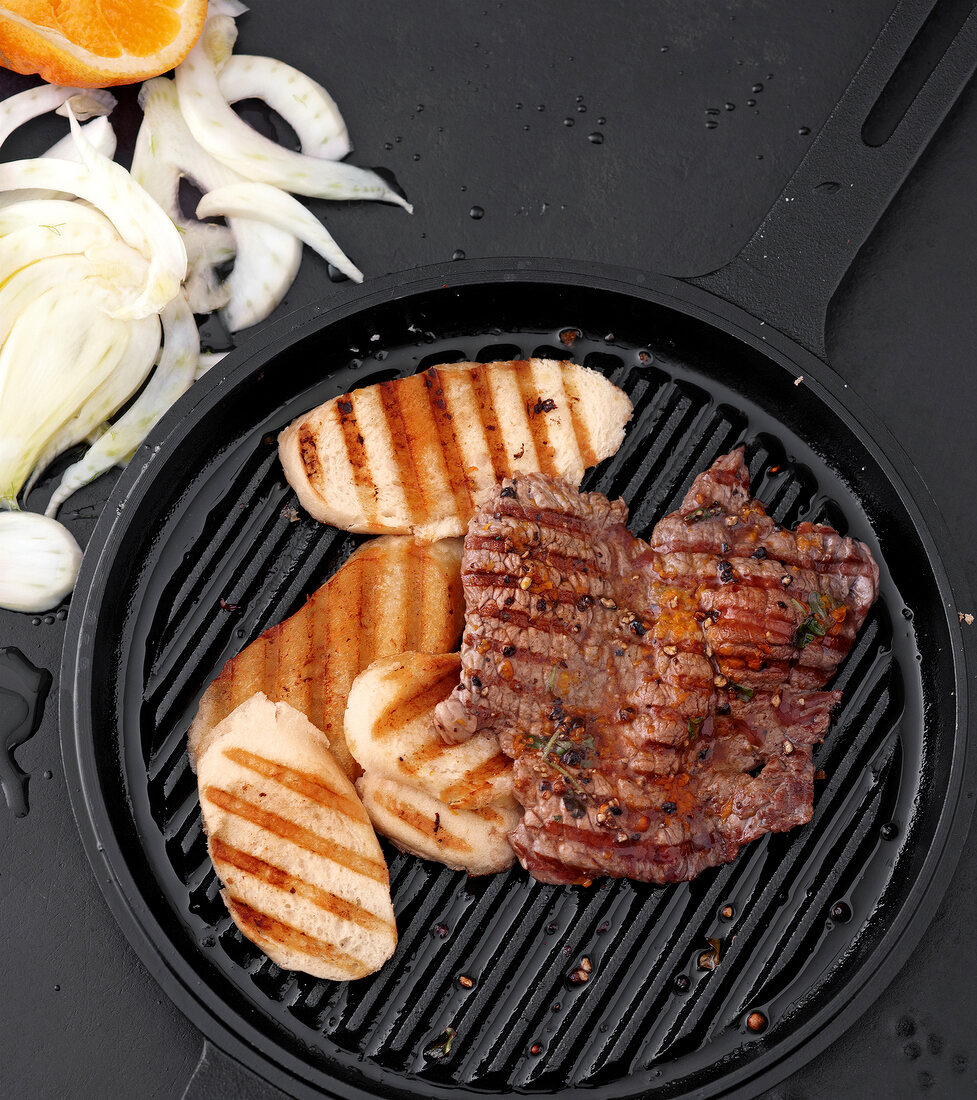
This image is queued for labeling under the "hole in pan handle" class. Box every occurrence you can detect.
[681,0,977,361]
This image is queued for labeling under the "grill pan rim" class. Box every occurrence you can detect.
[61,258,975,1100]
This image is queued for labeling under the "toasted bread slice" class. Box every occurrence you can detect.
[196,694,397,980]
[278,358,633,540]
[345,652,512,810]
[356,773,519,876]
[189,535,464,779]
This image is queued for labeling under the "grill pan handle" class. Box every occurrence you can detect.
[182,1040,294,1100]
[685,0,977,360]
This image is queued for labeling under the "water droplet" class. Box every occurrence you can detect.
[53,984,60,992]
[756,153,764,160]
[798,126,811,136]
[830,901,852,922]
[705,107,721,115]
[660,44,670,52]
[452,249,466,260]
[412,153,421,161]
[523,124,530,131]
[416,104,424,112]
[31,618,41,627]
[575,94,585,103]
[705,119,718,129]
[746,97,756,107]
[814,180,841,194]
[588,131,604,144]
[43,770,52,780]
[536,104,546,111]
[395,135,402,142]
[673,974,690,992]
[881,821,899,840]
[752,82,764,93]
[515,101,523,109]
[576,104,587,112]
[469,205,484,219]
[563,117,575,126]
[725,102,736,111]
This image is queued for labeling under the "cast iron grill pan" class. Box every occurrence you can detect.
[72,277,956,1099]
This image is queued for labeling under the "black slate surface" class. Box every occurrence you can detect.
[1,2,975,1097]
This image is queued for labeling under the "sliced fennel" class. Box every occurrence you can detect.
[195,350,229,379]
[0,114,186,320]
[26,313,161,504]
[133,77,301,330]
[0,85,115,149]
[218,54,350,160]
[43,115,117,161]
[175,17,410,209]
[197,182,362,282]
[0,287,136,507]
[0,513,82,613]
[48,296,199,516]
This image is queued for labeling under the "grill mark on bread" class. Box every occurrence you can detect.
[355,551,377,675]
[467,365,511,476]
[297,425,323,490]
[211,838,392,933]
[203,787,389,882]
[378,380,425,525]
[374,667,461,737]
[333,397,375,525]
[561,370,599,467]
[222,747,369,823]
[515,363,559,476]
[426,368,473,518]
[225,895,370,976]
[372,787,473,851]
[441,754,511,806]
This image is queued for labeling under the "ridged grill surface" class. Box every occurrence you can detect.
[93,289,937,1100]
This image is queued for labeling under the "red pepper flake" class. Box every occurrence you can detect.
[530,1042,543,1055]
[219,598,241,612]
[559,327,580,347]
[458,975,474,989]
[433,812,441,833]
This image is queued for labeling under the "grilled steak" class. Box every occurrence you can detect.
[434,448,880,884]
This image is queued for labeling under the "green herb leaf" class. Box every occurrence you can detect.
[728,680,754,701]
[685,502,724,525]
[794,591,837,649]
[688,716,705,740]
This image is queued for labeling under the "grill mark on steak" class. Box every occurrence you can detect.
[435,448,880,885]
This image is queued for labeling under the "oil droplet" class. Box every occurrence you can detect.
[588,132,604,144]
[469,205,484,219]
[452,249,466,260]
[830,901,852,922]
[814,180,841,194]
[530,1042,543,1055]
[747,98,757,107]
[881,821,898,840]
[383,141,392,150]
[563,117,575,126]
[576,104,587,113]
[752,82,764,93]
[536,104,546,111]
[673,974,691,992]
[798,126,811,136]
[725,102,736,111]
[705,119,718,129]
[705,107,720,115]
[901,607,913,620]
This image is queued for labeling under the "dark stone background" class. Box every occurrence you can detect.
[1,2,974,1097]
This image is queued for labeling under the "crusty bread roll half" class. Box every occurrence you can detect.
[279,358,633,541]
[197,694,397,980]
[356,773,520,876]
[189,535,464,779]
[345,652,512,810]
